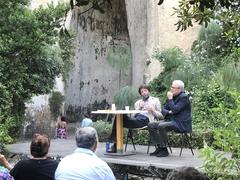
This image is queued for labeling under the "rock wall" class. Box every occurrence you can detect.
[65,0,131,121]
[125,0,161,86]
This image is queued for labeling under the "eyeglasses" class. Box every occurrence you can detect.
[171,86,180,89]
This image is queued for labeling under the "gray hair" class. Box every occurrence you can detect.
[172,80,184,92]
[75,127,98,149]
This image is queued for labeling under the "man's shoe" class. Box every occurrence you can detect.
[156,148,169,157]
[107,143,116,153]
[150,148,160,156]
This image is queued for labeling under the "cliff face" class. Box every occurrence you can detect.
[64,0,131,121]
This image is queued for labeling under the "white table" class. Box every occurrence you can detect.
[91,110,147,155]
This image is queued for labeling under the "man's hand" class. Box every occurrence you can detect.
[167,91,173,100]
[147,104,155,113]
[139,100,145,109]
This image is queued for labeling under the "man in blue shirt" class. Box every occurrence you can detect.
[148,80,192,157]
[55,127,115,180]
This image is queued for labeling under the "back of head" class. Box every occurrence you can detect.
[166,167,210,180]
[75,127,98,150]
[61,116,67,122]
[30,133,50,158]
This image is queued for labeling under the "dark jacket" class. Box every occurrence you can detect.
[162,92,192,133]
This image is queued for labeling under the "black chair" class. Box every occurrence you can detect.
[125,126,173,154]
[169,131,194,156]
[124,126,148,152]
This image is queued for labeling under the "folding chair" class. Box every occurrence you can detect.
[178,132,194,156]
[124,126,148,152]
[169,131,194,156]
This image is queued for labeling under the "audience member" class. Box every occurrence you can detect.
[8,133,59,180]
[148,80,192,157]
[56,116,68,139]
[108,85,163,152]
[166,167,210,180]
[0,154,14,180]
[55,127,115,180]
[81,113,93,127]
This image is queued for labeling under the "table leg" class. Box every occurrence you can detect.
[116,114,123,153]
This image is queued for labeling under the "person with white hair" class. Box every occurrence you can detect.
[148,80,192,157]
[55,127,115,180]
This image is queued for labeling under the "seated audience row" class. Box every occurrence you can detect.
[1,127,210,180]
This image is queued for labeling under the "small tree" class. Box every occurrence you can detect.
[106,44,132,88]
[113,86,140,110]
[48,91,64,119]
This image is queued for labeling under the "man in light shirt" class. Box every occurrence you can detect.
[108,85,163,152]
[55,127,115,180]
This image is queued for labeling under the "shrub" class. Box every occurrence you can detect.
[113,86,140,110]
[93,119,215,149]
[199,91,240,179]
[48,91,64,119]
[192,82,236,130]
[92,120,112,142]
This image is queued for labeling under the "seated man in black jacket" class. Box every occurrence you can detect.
[148,80,192,157]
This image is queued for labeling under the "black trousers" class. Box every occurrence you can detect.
[109,113,149,142]
[148,121,176,147]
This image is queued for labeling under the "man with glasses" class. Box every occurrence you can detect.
[148,80,192,157]
[108,85,163,153]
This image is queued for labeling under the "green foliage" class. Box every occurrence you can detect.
[192,82,236,129]
[59,31,75,82]
[192,22,224,59]
[173,0,239,34]
[93,118,214,149]
[0,83,12,116]
[49,91,64,119]
[92,120,112,142]
[107,44,132,71]
[199,144,240,179]
[0,115,23,144]
[196,91,240,179]
[149,12,239,178]
[0,1,73,142]
[220,63,240,90]
[0,1,70,112]
[149,48,191,101]
[145,3,240,179]
[113,86,140,110]
[107,44,132,87]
